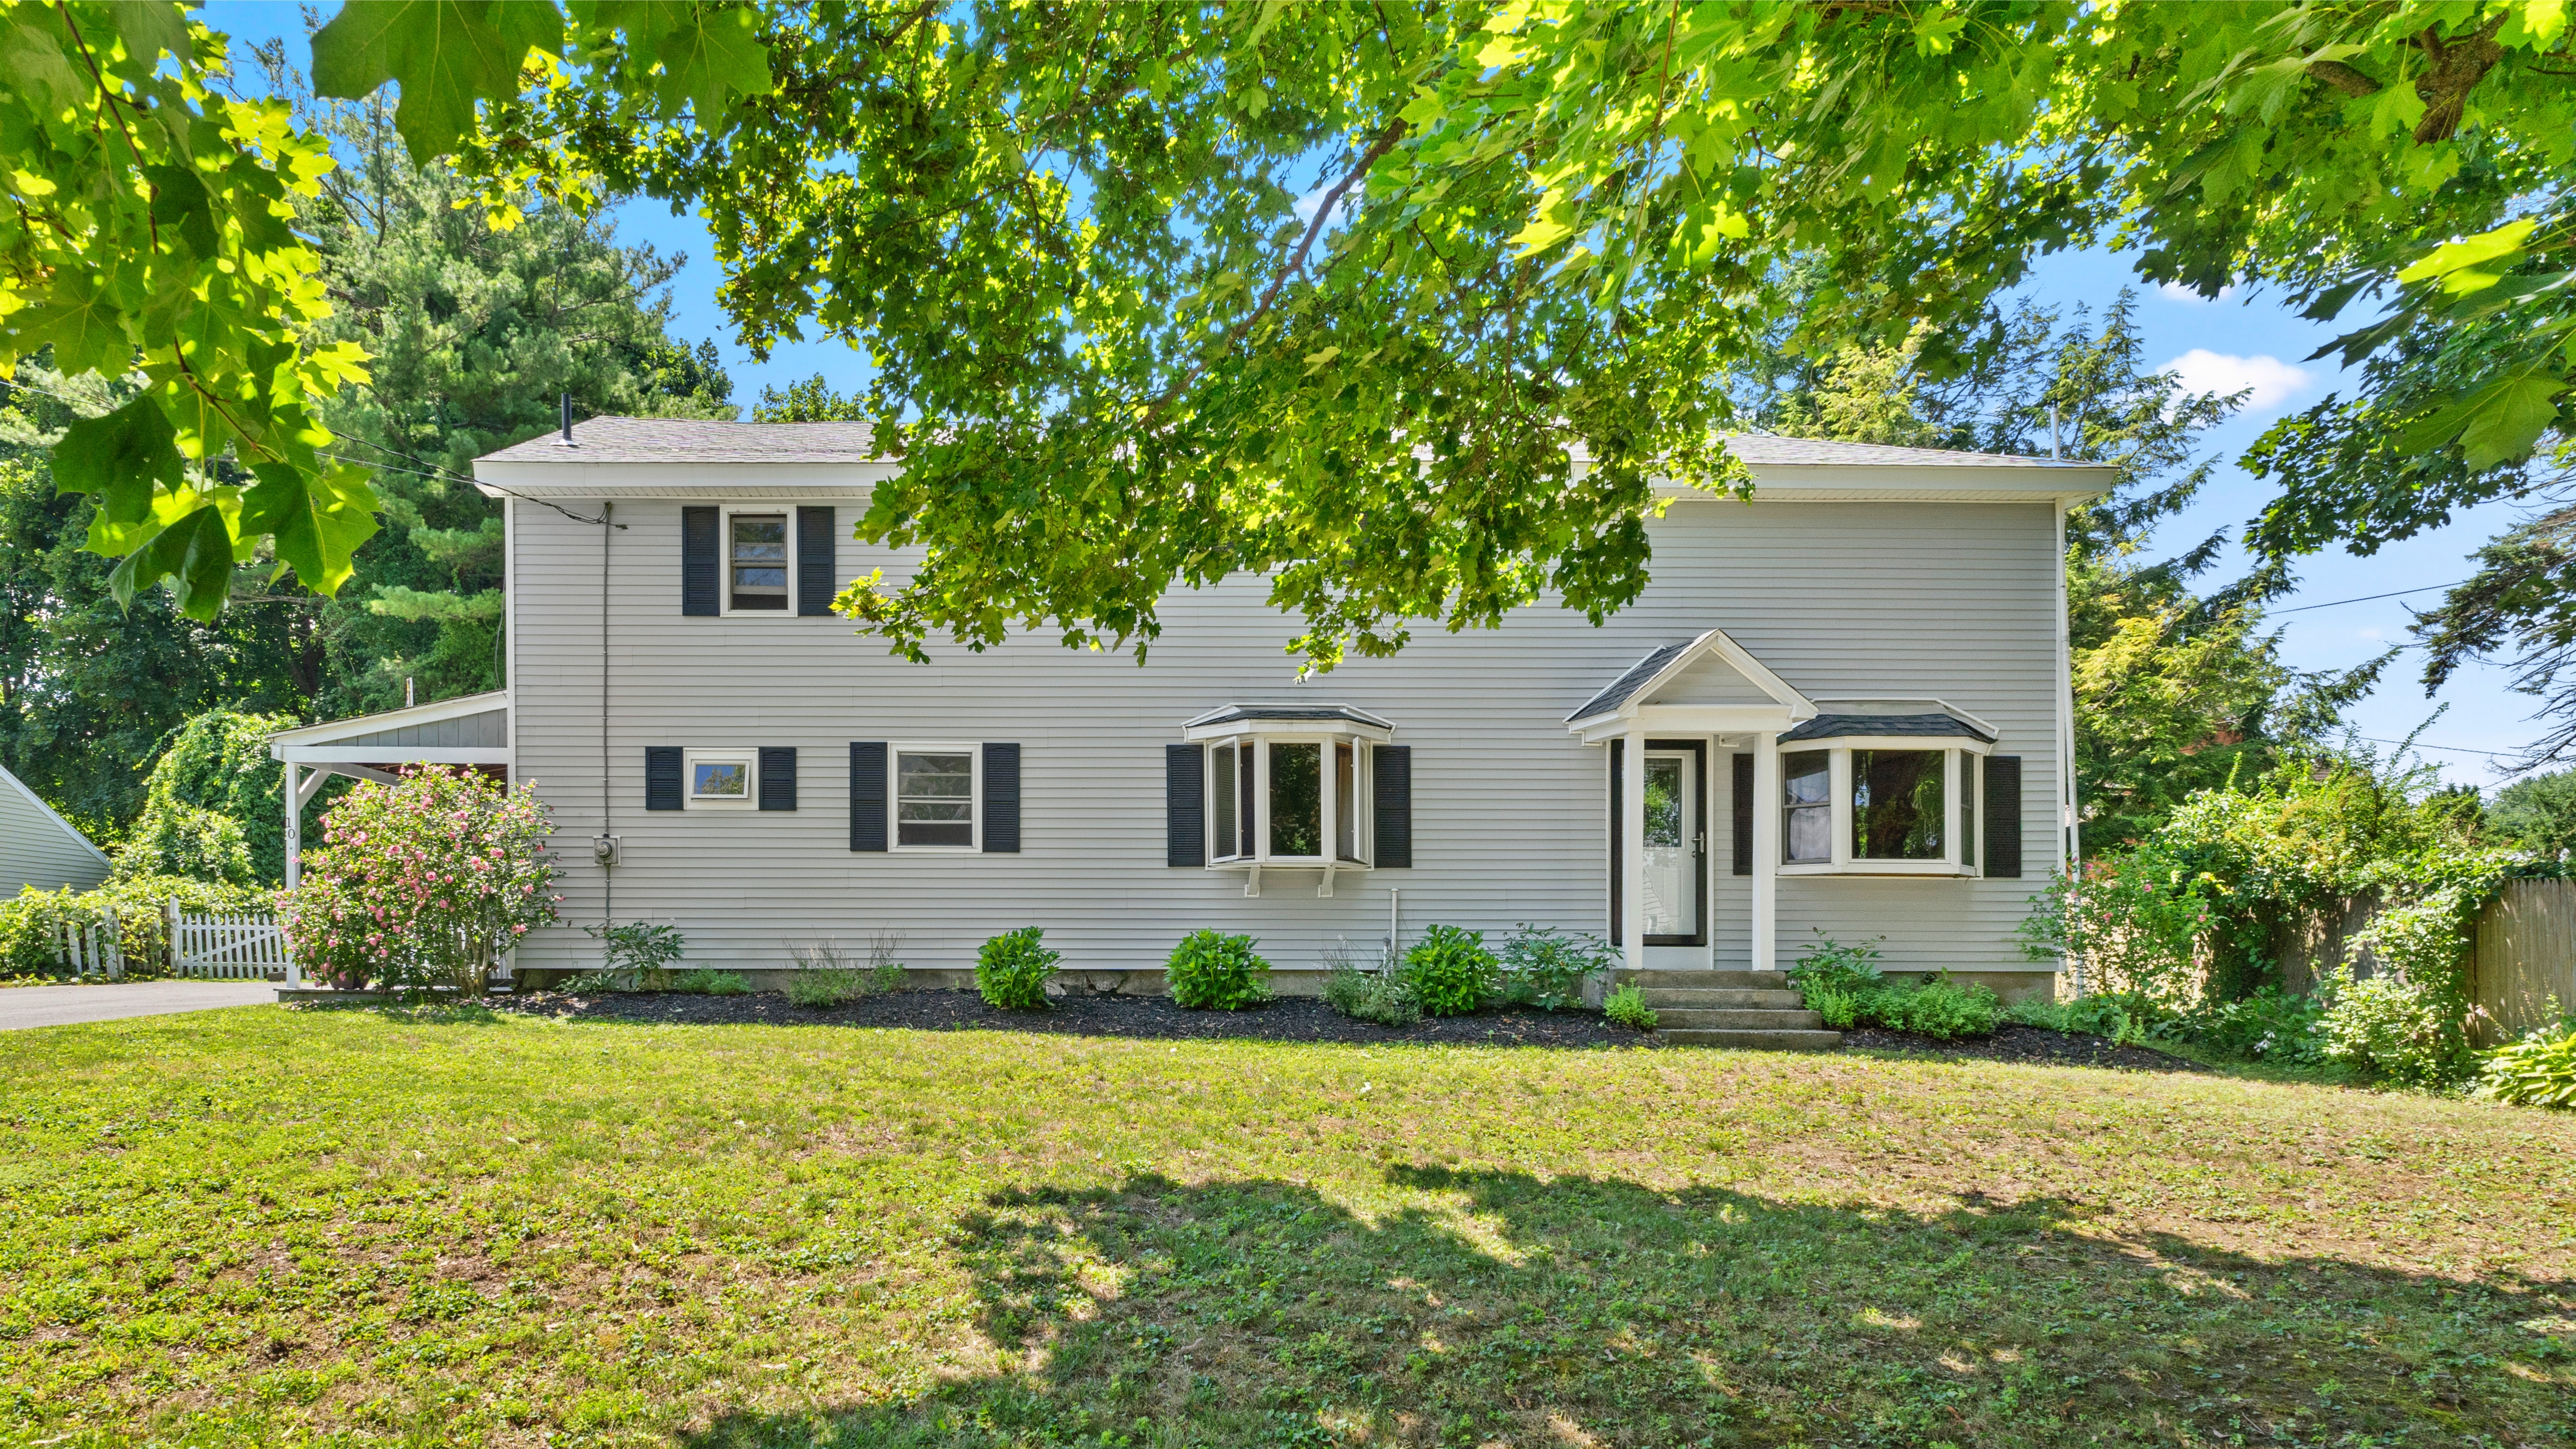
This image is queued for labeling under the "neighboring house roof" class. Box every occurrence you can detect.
[0,763,111,895]
[478,417,879,465]
[1781,711,1998,744]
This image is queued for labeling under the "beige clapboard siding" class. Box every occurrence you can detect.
[506,495,2065,977]
[0,766,110,895]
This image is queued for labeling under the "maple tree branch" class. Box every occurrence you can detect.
[1141,116,1408,426]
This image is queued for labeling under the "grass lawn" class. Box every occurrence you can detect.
[2,1007,2572,1448]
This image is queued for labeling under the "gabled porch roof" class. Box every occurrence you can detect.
[1564,629,1814,743]
[267,690,511,770]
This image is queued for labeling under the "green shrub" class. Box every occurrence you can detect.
[1881,976,1999,1040]
[1497,924,1613,1011]
[1400,925,1498,1017]
[2320,966,2481,1086]
[1787,931,1884,994]
[1165,929,1272,1011]
[868,930,909,993]
[2475,1015,2576,1108]
[1603,981,1657,1030]
[578,921,687,990]
[2001,995,2068,1031]
[1807,983,1862,1030]
[285,772,560,995]
[785,941,863,1008]
[1324,961,1420,1026]
[976,927,1059,1010]
[673,969,751,996]
[2195,986,2326,1063]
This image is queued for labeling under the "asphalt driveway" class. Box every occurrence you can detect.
[0,981,275,1031]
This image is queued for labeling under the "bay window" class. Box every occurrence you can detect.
[1775,715,1994,876]
[1183,703,1392,895]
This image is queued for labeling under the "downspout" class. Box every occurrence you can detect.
[601,498,614,946]
[2055,498,2084,994]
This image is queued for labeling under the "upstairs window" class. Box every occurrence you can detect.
[728,512,789,611]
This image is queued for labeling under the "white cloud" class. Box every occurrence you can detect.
[2157,279,2238,304]
[2160,349,2312,410]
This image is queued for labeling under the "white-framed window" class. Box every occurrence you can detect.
[685,748,759,809]
[1183,704,1392,896]
[721,505,793,614]
[892,743,978,850]
[1779,741,1986,876]
[1205,734,1373,866]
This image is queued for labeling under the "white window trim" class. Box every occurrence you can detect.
[889,741,980,853]
[1777,740,1988,878]
[718,503,798,618]
[683,747,759,810]
[1200,731,1376,896]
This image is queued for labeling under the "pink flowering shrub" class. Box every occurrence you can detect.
[281,771,560,993]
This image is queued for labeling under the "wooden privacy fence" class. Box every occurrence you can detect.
[2471,878,2576,1044]
[2274,879,2576,1044]
[165,900,296,983]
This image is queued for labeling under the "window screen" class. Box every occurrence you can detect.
[728,513,789,611]
[1784,751,1831,862]
[693,759,749,801]
[896,750,974,846]
[1212,743,1240,860]
[1269,742,1322,856]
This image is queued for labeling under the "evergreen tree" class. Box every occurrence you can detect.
[272,50,735,717]
[1749,293,2386,846]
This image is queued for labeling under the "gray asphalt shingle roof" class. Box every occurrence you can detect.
[1566,642,1694,722]
[479,416,879,464]
[1780,712,1997,744]
[482,420,2091,471]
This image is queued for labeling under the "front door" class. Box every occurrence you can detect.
[1642,745,1705,945]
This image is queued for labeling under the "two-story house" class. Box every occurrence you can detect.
[269,418,2111,1008]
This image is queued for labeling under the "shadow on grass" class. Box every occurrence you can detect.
[682,1165,2572,1448]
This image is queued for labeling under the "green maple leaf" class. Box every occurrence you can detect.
[311,0,563,161]
[636,1,773,118]
[240,459,382,597]
[2455,371,2566,470]
[108,1,190,68]
[12,274,131,379]
[107,502,240,618]
[53,397,185,526]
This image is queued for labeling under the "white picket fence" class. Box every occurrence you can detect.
[166,902,296,983]
[60,906,124,981]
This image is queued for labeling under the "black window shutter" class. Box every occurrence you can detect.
[1374,744,1412,868]
[681,506,720,616]
[796,506,836,617]
[1165,744,1203,866]
[1731,752,1754,876]
[645,747,683,811]
[850,742,887,851]
[983,743,1020,852]
[1985,755,2023,878]
[759,747,797,812]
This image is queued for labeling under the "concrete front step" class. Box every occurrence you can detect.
[1652,1007,1828,1031]
[1620,970,1797,990]
[1637,988,1806,1010]
[1660,1027,1844,1051]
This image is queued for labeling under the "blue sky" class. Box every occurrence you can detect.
[203,2,2545,786]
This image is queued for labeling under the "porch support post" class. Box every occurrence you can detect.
[1622,726,1648,973]
[1751,730,1780,973]
[282,762,302,891]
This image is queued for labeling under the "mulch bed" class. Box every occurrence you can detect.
[492,987,1658,1048]
[1839,1022,2209,1073]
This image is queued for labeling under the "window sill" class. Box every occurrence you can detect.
[1780,862,1981,878]
[1207,859,1372,897]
